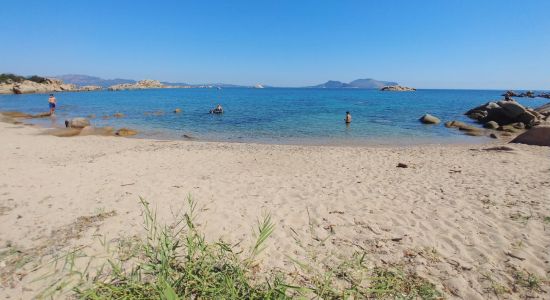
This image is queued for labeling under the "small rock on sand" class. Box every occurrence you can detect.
[115,128,138,137]
[397,163,408,168]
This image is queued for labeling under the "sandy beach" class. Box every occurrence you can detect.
[0,120,549,299]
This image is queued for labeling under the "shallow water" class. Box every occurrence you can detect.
[0,88,547,145]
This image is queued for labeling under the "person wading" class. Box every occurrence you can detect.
[345,111,352,124]
[48,94,57,115]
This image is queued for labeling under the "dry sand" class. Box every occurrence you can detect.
[0,120,549,299]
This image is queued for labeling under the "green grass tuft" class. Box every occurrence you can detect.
[38,194,442,299]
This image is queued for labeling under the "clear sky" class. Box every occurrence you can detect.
[1,0,549,89]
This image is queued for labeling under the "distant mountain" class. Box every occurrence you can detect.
[53,75,252,88]
[53,74,136,87]
[348,78,398,89]
[310,80,352,88]
[307,78,398,89]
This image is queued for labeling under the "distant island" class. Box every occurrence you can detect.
[305,78,399,89]
[380,85,416,92]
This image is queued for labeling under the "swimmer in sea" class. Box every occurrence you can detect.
[345,111,352,124]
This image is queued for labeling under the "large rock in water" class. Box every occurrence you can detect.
[419,114,440,124]
[65,117,91,129]
[108,80,167,91]
[465,100,540,127]
[445,120,484,136]
[510,126,550,146]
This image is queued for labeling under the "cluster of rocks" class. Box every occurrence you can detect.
[465,99,546,128]
[502,90,550,99]
[62,117,138,137]
[380,85,416,92]
[417,96,550,146]
[108,80,167,91]
[0,78,102,94]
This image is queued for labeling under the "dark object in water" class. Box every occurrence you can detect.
[210,108,224,114]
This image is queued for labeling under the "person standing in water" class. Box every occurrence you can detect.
[48,94,56,115]
[345,111,352,124]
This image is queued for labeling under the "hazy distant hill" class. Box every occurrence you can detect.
[308,78,398,89]
[310,80,352,88]
[53,74,136,87]
[54,75,251,88]
[349,78,398,88]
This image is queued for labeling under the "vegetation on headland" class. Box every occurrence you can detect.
[0,73,47,84]
[36,196,441,299]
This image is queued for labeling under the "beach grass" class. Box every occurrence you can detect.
[42,195,441,299]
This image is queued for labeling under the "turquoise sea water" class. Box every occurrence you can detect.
[0,88,548,145]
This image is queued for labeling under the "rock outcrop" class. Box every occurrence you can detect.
[516,91,535,98]
[504,91,550,99]
[115,128,138,136]
[445,120,484,136]
[510,126,550,146]
[79,126,114,136]
[534,102,550,117]
[502,90,518,97]
[419,114,441,124]
[6,78,77,94]
[65,118,91,129]
[380,85,416,91]
[465,99,542,128]
[0,77,103,94]
[108,80,166,91]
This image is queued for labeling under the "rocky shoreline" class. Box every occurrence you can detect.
[503,90,550,99]
[0,77,102,94]
[0,75,191,94]
[419,96,550,146]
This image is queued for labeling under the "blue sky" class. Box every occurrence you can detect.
[1,0,549,89]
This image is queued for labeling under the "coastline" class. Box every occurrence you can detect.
[1,120,549,298]
[0,109,501,148]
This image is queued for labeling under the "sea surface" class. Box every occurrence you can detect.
[1,88,548,145]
